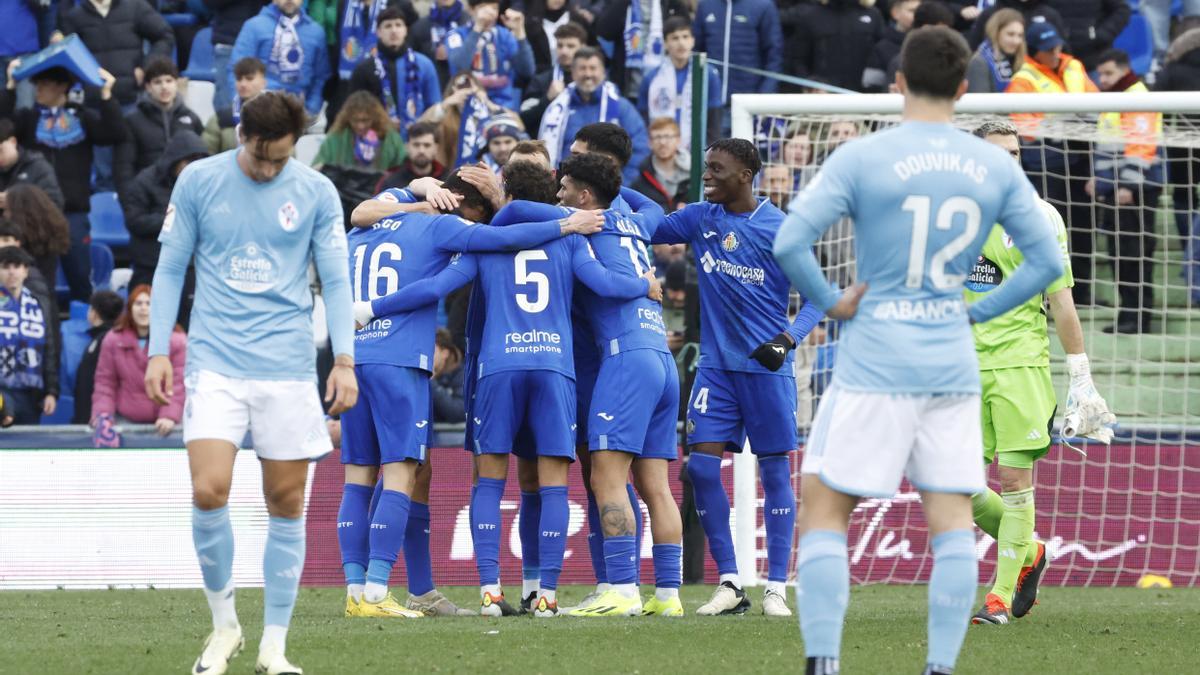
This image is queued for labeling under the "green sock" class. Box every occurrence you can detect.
[971,489,1004,539]
[992,488,1036,604]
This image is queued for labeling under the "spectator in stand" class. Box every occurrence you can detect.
[430,327,465,423]
[204,56,269,154]
[694,0,782,115]
[631,117,689,213]
[204,0,268,117]
[333,0,412,85]
[538,46,648,183]
[58,0,175,108]
[0,0,39,109]
[786,0,883,94]
[967,9,1027,93]
[0,118,65,212]
[411,0,471,85]
[1154,28,1200,302]
[0,63,123,302]
[883,0,955,88]
[348,6,442,137]
[71,290,125,425]
[523,0,595,72]
[477,115,526,172]
[1046,0,1130,71]
[0,245,58,424]
[418,71,512,169]
[761,163,792,212]
[969,0,1067,55]
[91,284,186,434]
[638,16,723,146]
[313,90,407,170]
[863,0,918,92]
[1090,48,1164,333]
[231,0,331,117]
[446,0,535,111]
[4,184,71,288]
[1143,3,1200,78]
[595,0,689,101]
[780,126,818,191]
[114,56,205,197]
[520,21,586,132]
[124,131,209,288]
[376,120,449,190]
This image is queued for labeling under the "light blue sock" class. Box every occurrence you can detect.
[538,486,569,590]
[927,529,978,672]
[403,501,434,596]
[336,484,371,587]
[193,505,234,592]
[472,477,505,587]
[366,490,410,588]
[686,453,738,576]
[759,455,797,583]
[651,543,682,590]
[263,516,306,630]
[795,530,849,659]
[519,491,542,581]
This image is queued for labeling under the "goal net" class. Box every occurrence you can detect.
[730,92,1200,588]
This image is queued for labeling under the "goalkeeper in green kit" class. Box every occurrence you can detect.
[966,121,1116,625]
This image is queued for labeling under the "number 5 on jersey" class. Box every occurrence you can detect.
[515,249,549,313]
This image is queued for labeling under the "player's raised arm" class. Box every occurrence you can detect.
[618,186,666,231]
[570,235,660,301]
[650,200,702,245]
[145,169,200,405]
[312,179,358,414]
[356,254,479,328]
[440,210,604,252]
[350,187,443,227]
[967,164,1064,324]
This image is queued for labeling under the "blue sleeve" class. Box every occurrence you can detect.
[571,236,651,298]
[511,31,534,79]
[149,170,201,357]
[446,29,477,75]
[491,200,569,227]
[967,166,1065,323]
[760,4,783,93]
[773,150,856,310]
[312,179,355,358]
[784,298,824,344]
[433,214,563,252]
[372,254,478,316]
[421,58,443,108]
[307,32,331,114]
[619,186,665,231]
[651,201,700,244]
[621,101,650,185]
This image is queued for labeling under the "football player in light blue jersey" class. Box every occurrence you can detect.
[144,92,358,675]
[651,138,825,618]
[772,27,1065,675]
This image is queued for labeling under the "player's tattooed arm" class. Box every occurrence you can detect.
[558,209,605,236]
[599,503,636,537]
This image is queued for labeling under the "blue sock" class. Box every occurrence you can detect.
[538,486,569,590]
[366,490,410,587]
[602,535,638,585]
[759,455,797,583]
[468,484,479,531]
[472,477,505,587]
[336,484,372,587]
[652,543,682,589]
[686,453,737,576]
[927,529,978,671]
[367,479,384,520]
[519,491,541,581]
[795,530,849,659]
[263,516,306,629]
[626,483,643,584]
[403,501,434,596]
[192,505,235,592]
[586,492,607,584]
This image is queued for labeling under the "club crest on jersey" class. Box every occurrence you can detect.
[686,418,696,434]
[278,201,300,232]
[721,231,739,252]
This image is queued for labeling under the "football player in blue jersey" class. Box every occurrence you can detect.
[144,92,358,675]
[773,27,1064,675]
[651,138,824,617]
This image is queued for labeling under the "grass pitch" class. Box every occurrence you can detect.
[1,585,1194,674]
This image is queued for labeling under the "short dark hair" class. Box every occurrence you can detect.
[503,160,557,203]
[0,244,33,268]
[142,56,179,83]
[573,45,606,66]
[406,120,439,143]
[0,118,13,143]
[0,218,22,242]
[29,67,73,85]
[900,26,970,100]
[573,122,632,168]
[511,139,550,162]
[239,91,308,148]
[706,138,762,177]
[913,1,955,28]
[377,5,408,27]
[559,152,621,207]
[1097,48,1131,69]
[443,170,497,222]
[554,21,588,43]
[664,15,692,38]
[89,290,125,324]
[233,56,266,79]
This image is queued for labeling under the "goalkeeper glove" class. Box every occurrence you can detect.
[749,333,795,372]
[353,301,375,330]
[1062,353,1116,449]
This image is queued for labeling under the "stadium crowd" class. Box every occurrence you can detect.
[0,0,1197,429]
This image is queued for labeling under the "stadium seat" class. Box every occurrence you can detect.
[184,79,215,125]
[295,134,324,166]
[89,192,130,249]
[90,242,114,291]
[163,13,198,26]
[181,27,215,82]
[55,264,69,305]
[1114,14,1153,76]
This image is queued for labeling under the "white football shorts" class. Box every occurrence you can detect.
[183,370,332,461]
[801,383,986,497]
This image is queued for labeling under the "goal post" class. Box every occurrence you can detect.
[729,91,1200,588]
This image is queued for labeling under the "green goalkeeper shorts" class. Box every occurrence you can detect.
[980,366,1057,469]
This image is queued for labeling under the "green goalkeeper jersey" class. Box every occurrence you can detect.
[965,199,1074,371]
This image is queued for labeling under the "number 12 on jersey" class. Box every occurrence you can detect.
[902,195,981,290]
